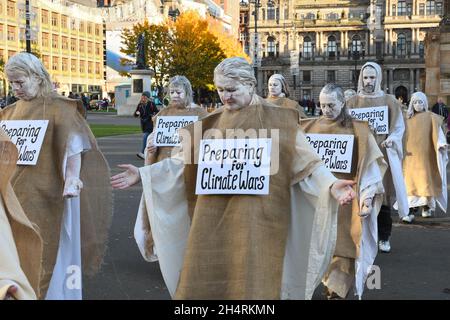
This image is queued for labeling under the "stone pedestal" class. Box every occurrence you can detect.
[118,68,154,116]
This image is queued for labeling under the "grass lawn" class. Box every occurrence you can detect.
[90,124,141,138]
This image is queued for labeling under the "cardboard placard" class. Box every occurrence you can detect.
[154,116,198,146]
[196,138,272,195]
[0,120,49,165]
[349,106,389,135]
[306,133,354,173]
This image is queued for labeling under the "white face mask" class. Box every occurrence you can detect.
[7,72,40,101]
[319,91,344,120]
[362,67,377,94]
[215,75,253,110]
[169,85,187,107]
[268,78,283,97]
[412,98,426,112]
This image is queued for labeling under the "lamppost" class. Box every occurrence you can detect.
[241,0,275,79]
[25,0,31,53]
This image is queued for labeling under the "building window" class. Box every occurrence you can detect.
[437,1,443,15]
[62,58,68,72]
[392,5,396,16]
[267,6,275,20]
[7,1,15,17]
[327,70,336,83]
[351,35,361,54]
[71,59,77,72]
[303,36,312,60]
[95,62,101,75]
[41,55,49,69]
[419,41,425,58]
[71,38,76,51]
[419,3,425,15]
[52,57,59,71]
[71,19,77,30]
[95,25,100,36]
[0,25,3,40]
[87,42,93,54]
[79,22,85,33]
[303,70,311,83]
[398,1,407,16]
[61,37,68,50]
[95,43,101,55]
[267,36,275,57]
[302,89,311,100]
[426,0,436,15]
[61,16,68,29]
[7,26,15,41]
[87,23,93,34]
[42,33,49,47]
[52,34,59,49]
[79,60,85,73]
[284,6,289,19]
[397,33,407,57]
[79,40,85,53]
[88,62,93,74]
[51,13,58,27]
[327,35,337,59]
[42,10,49,24]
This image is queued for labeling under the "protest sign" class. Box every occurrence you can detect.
[196,138,272,195]
[154,116,198,146]
[349,106,388,134]
[305,133,354,173]
[0,120,49,165]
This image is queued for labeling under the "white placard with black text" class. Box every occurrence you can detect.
[153,116,198,146]
[196,138,272,195]
[349,106,389,135]
[0,120,49,165]
[305,133,354,173]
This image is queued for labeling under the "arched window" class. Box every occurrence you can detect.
[351,35,361,55]
[303,36,312,60]
[327,35,336,58]
[267,36,276,57]
[397,33,406,57]
[267,6,275,20]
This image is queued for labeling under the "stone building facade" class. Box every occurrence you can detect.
[241,0,445,102]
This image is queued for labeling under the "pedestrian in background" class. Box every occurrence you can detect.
[134,91,158,159]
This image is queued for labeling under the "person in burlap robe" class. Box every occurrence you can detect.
[112,57,358,300]
[265,73,307,120]
[301,84,387,299]
[0,52,112,299]
[347,61,409,254]
[0,128,43,300]
[393,92,448,220]
[134,75,209,263]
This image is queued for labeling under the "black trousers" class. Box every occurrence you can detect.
[378,205,392,241]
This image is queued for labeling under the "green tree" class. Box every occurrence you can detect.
[120,19,173,99]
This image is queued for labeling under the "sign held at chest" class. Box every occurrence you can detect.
[349,106,389,135]
[153,116,198,146]
[196,138,272,195]
[306,133,354,173]
[0,120,49,165]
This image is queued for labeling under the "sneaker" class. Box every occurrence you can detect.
[136,152,145,160]
[422,209,432,218]
[379,240,391,253]
[401,214,415,223]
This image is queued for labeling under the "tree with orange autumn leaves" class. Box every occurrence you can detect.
[120,11,248,98]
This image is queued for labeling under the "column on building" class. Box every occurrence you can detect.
[415,68,421,91]
[389,68,394,94]
[383,69,388,92]
[410,68,415,95]
[385,29,390,54]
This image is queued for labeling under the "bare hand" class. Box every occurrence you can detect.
[330,180,356,206]
[381,137,393,148]
[63,177,83,198]
[360,197,373,217]
[4,285,17,300]
[110,164,140,189]
[146,132,157,154]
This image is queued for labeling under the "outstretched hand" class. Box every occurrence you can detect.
[330,179,356,206]
[110,164,140,189]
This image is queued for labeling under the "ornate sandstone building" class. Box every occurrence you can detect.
[241,0,446,102]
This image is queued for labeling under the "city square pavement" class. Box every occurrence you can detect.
[84,114,450,300]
